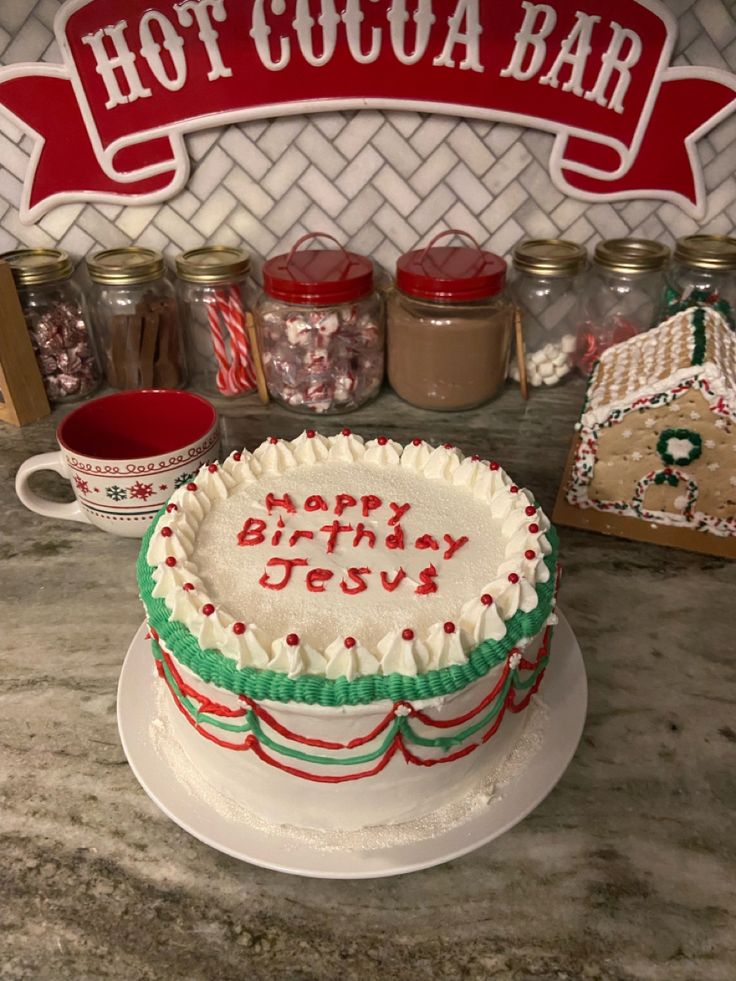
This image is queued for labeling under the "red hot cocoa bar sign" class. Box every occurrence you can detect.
[0,0,735,222]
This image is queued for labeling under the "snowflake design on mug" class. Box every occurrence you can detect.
[174,471,196,489]
[106,485,127,501]
[129,480,155,502]
[74,475,90,495]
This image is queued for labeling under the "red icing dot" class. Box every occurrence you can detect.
[306,429,316,438]
[525,506,537,516]
[202,603,215,616]
[233,622,246,635]
[208,463,218,473]
[443,442,454,450]
[186,482,197,491]
[344,636,357,649]
[161,526,173,538]
[401,628,414,641]
[471,454,481,462]
[489,462,499,471]
[341,427,352,437]
[166,503,178,513]
[508,573,520,584]
[529,523,539,534]
[232,452,242,462]
[412,438,422,446]
[525,549,536,560]
[443,621,456,634]
[481,593,493,606]
[269,436,278,444]
[286,632,300,646]
[377,436,388,445]
[165,556,177,567]
[183,582,195,591]
[510,485,519,494]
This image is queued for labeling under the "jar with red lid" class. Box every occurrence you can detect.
[387,231,513,410]
[255,233,384,414]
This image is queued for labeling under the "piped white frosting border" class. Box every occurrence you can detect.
[146,432,554,679]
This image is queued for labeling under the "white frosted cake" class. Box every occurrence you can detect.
[137,430,559,830]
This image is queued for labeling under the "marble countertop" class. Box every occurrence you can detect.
[2,382,735,981]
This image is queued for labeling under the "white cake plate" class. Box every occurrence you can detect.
[117,610,587,879]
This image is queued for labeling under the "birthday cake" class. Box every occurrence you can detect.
[137,430,560,830]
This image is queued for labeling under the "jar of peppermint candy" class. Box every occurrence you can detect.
[256,233,384,414]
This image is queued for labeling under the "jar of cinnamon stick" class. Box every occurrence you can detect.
[87,247,186,390]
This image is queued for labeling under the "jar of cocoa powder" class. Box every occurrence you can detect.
[87,247,186,390]
[387,231,513,410]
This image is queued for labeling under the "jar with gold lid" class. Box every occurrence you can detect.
[509,239,586,388]
[663,234,736,328]
[2,248,101,403]
[175,246,257,402]
[387,230,513,410]
[576,238,670,375]
[87,247,186,390]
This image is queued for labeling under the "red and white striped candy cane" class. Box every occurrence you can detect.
[215,286,256,393]
[206,298,240,396]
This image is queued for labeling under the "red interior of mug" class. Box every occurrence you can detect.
[58,390,218,460]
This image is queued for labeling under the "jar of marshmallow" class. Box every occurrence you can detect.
[256,233,384,414]
[509,239,587,388]
[576,239,670,375]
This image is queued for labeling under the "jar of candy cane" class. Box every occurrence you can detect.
[663,234,736,329]
[175,246,257,402]
[576,238,670,375]
[509,239,586,387]
[87,248,186,389]
[256,233,384,414]
[3,248,101,403]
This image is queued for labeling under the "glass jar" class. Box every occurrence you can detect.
[175,246,257,403]
[387,230,513,410]
[87,247,186,389]
[576,238,670,375]
[256,233,384,414]
[509,239,586,388]
[663,234,736,328]
[3,248,101,403]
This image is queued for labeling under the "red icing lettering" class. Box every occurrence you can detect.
[335,493,357,516]
[306,568,334,593]
[416,563,439,595]
[289,529,314,547]
[443,534,469,560]
[320,521,354,554]
[237,517,267,546]
[305,495,329,512]
[361,494,382,517]
[340,567,371,595]
[380,567,406,592]
[258,557,308,590]
[415,534,439,551]
[271,516,285,545]
[388,502,411,526]
[266,493,296,515]
[385,525,405,550]
[353,523,376,548]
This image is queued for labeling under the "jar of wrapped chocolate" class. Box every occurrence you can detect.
[256,233,384,414]
[387,230,513,410]
[2,248,101,403]
[663,234,736,328]
[509,239,586,388]
[175,246,257,402]
[87,247,186,390]
[576,238,670,375]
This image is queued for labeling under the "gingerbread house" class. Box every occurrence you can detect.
[567,306,736,537]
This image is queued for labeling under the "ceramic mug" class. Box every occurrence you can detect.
[15,389,219,538]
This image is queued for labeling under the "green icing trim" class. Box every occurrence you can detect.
[656,428,702,467]
[691,306,707,366]
[138,506,559,708]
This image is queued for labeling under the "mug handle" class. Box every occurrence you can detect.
[15,452,91,525]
